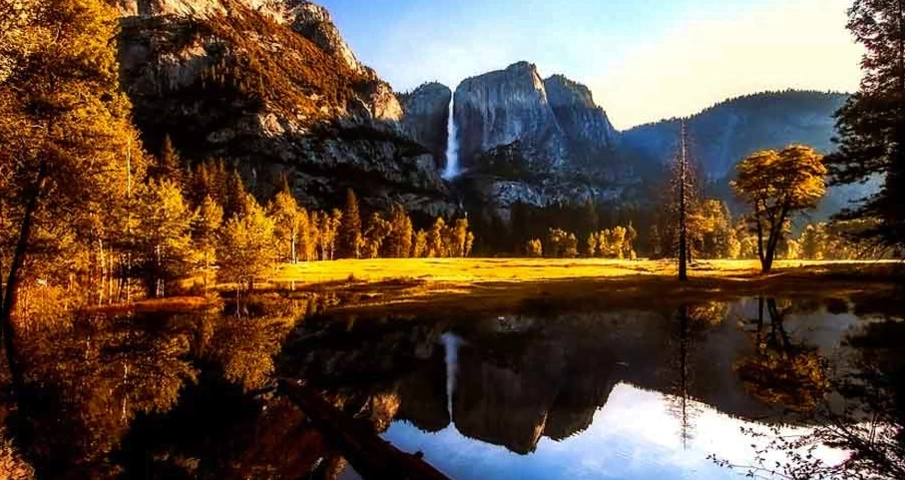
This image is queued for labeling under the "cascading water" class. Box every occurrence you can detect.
[442,95,460,179]
[440,332,461,417]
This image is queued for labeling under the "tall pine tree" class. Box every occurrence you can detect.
[337,188,362,259]
[827,0,905,252]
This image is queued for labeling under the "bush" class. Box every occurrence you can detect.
[526,239,543,258]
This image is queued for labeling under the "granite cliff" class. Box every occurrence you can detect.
[115,0,449,214]
[398,82,452,170]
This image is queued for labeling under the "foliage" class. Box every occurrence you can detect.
[526,239,543,258]
[216,193,278,295]
[337,189,362,259]
[546,229,579,258]
[732,145,827,272]
[826,0,905,252]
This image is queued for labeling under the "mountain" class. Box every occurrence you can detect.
[621,91,877,217]
[113,1,864,220]
[114,0,452,215]
[445,62,628,209]
[398,82,452,171]
[621,90,848,179]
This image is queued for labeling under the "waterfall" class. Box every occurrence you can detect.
[442,95,460,179]
[440,332,461,417]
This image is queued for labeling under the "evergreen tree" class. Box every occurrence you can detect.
[337,189,362,259]
[152,135,185,188]
[223,169,249,220]
[826,0,905,252]
[297,207,314,262]
[386,205,413,258]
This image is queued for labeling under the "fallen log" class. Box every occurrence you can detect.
[277,379,452,480]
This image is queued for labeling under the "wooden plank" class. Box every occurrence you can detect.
[277,379,452,480]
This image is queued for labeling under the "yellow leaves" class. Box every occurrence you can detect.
[733,144,827,211]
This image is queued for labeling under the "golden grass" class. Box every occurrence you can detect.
[266,258,902,316]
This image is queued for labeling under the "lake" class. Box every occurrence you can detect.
[5,294,904,479]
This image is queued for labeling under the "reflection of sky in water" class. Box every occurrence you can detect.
[380,383,847,480]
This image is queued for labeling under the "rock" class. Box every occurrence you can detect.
[544,74,618,157]
[455,61,565,173]
[116,1,452,216]
[399,82,452,170]
[288,1,364,75]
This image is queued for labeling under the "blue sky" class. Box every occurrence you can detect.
[318,0,862,129]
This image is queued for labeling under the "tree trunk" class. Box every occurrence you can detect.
[0,162,48,394]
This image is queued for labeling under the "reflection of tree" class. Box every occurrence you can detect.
[736,298,829,412]
[715,301,905,479]
[665,303,724,449]
[7,296,310,478]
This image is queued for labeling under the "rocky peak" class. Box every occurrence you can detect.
[543,74,617,152]
[115,0,288,19]
[116,0,448,215]
[399,82,452,170]
[455,61,564,172]
[288,1,366,76]
[544,74,595,109]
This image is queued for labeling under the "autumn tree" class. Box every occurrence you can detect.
[526,239,543,258]
[269,187,301,263]
[0,0,149,386]
[132,180,197,297]
[337,189,362,259]
[151,135,185,188]
[427,218,446,258]
[826,0,905,252]
[412,230,429,258]
[732,145,827,273]
[547,229,578,258]
[362,213,391,259]
[192,195,223,286]
[386,204,413,258]
[216,193,278,307]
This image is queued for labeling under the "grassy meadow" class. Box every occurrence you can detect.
[256,258,902,316]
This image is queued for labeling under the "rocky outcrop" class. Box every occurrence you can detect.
[544,74,618,161]
[116,0,446,214]
[399,83,452,170]
[449,62,626,211]
[455,61,566,174]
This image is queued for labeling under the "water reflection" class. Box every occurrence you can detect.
[0,294,903,479]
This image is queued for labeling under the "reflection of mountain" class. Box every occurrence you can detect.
[280,301,870,455]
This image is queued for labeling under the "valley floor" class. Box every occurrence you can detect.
[264,258,903,316]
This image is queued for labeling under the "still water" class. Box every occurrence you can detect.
[5,295,904,479]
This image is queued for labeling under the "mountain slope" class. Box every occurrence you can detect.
[620,91,878,218]
[115,0,451,214]
[621,90,848,179]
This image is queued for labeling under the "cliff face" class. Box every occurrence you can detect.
[399,82,452,170]
[449,62,625,210]
[455,62,566,174]
[115,0,447,214]
[544,74,618,164]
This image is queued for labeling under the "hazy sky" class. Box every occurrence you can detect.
[318,0,863,130]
